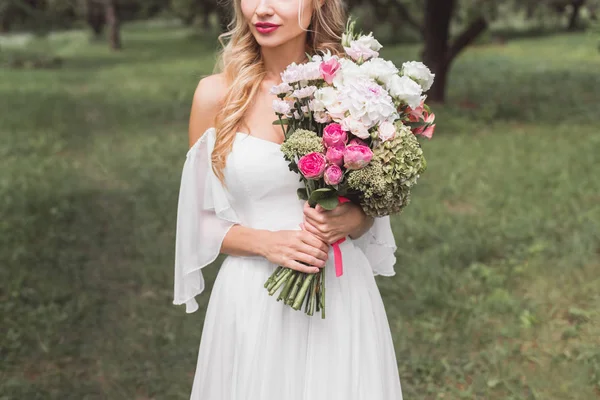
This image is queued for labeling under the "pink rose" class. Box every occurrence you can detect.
[320,58,341,85]
[324,164,343,185]
[348,138,367,147]
[322,123,348,148]
[298,152,327,179]
[343,145,373,170]
[326,145,344,166]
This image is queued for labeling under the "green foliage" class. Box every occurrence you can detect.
[169,0,203,26]
[0,22,599,399]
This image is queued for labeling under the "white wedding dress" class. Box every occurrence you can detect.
[173,127,403,399]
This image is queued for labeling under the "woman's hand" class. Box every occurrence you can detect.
[261,230,330,274]
[302,201,373,244]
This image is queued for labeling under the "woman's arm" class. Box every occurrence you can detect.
[189,75,328,271]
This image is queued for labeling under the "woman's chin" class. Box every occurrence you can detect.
[254,37,286,49]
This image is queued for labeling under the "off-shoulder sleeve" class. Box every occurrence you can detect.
[173,128,241,313]
[353,215,398,277]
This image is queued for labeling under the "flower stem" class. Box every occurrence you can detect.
[268,268,293,296]
[286,272,305,306]
[264,266,284,289]
[293,273,315,310]
[267,267,291,291]
[278,271,298,302]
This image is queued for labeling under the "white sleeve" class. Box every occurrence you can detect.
[353,215,398,277]
[173,128,241,313]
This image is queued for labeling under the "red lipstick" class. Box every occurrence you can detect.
[255,22,280,34]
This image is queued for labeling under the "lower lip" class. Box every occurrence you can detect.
[256,26,279,34]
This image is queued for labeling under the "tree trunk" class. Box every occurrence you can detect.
[567,0,585,31]
[104,0,121,50]
[422,0,455,103]
[83,0,105,40]
[422,0,488,103]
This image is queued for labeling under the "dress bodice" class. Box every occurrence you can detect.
[214,131,305,231]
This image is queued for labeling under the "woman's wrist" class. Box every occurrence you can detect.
[221,225,272,258]
[349,212,374,240]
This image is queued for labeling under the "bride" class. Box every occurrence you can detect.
[173,0,404,398]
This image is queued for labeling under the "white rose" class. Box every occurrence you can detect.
[378,121,396,142]
[333,58,366,88]
[387,75,423,109]
[401,61,435,92]
[293,85,317,99]
[360,58,398,86]
[341,116,370,139]
[314,87,338,108]
[308,99,324,112]
[270,82,292,96]
[327,102,347,122]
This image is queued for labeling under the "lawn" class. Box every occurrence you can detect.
[1,21,599,399]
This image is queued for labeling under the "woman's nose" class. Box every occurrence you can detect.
[255,0,275,16]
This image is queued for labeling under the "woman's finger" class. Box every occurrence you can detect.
[293,250,326,268]
[288,259,320,274]
[303,222,326,242]
[299,229,330,254]
[304,205,327,224]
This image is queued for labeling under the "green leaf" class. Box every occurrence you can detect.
[272,119,290,126]
[297,188,309,201]
[317,196,339,210]
[308,188,334,207]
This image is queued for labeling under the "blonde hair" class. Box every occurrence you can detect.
[211,0,347,185]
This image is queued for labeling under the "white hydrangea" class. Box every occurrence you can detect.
[360,58,399,87]
[387,74,423,109]
[401,61,435,92]
[338,76,398,129]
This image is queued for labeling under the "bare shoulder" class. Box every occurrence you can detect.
[188,73,229,148]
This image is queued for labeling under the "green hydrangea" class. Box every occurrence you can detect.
[347,123,426,217]
[281,129,324,161]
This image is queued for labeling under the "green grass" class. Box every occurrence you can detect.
[1,22,599,399]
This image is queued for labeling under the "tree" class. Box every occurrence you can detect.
[104,0,121,50]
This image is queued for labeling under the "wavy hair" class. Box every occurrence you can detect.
[211,0,347,186]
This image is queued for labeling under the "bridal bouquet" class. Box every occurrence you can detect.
[263,17,436,318]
